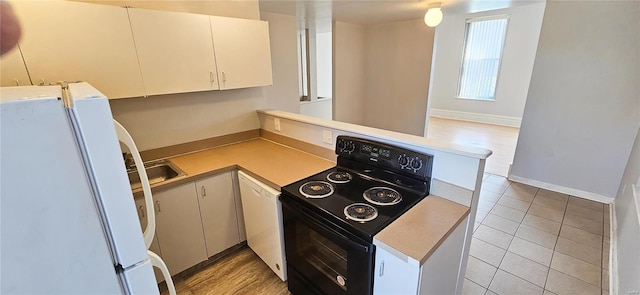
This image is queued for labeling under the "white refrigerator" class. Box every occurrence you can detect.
[1,83,172,294]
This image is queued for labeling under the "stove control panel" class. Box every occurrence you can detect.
[398,154,423,172]
[335,136,433,180]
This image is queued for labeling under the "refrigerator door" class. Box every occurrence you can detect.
[67,84,149,269]
[0,95,123,293]
[69,83,163,293]
[121,259,160,294]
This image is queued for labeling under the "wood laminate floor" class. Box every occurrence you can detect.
[161,247,289,295]
[426,117,520,177]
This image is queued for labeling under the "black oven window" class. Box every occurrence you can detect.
[296,222,348,290]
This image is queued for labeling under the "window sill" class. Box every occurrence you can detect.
[455,96,496,102]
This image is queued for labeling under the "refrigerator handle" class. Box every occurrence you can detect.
[113,119,155,250]
[148,250,176,295]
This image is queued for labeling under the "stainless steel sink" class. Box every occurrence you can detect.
[127,160,186,190]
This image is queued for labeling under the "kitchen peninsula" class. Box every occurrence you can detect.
[136,110,489,294]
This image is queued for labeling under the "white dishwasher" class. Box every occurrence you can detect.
[237,171,287,281]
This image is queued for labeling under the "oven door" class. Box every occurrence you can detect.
[281,198,374,295]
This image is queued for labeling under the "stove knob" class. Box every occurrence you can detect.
[398,154,409,168]
[346,141,356,153]
[337,275,346,287]
[411,157,422,171]
[338,139,347,151]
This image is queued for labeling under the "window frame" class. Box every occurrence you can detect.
[456,15,510,101]
[298,28,310,101]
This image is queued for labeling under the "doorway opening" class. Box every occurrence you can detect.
[424,4,546,177]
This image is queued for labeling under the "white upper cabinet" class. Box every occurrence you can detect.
[0,47,31,87]
[128,8,220,96]
[210,16,273,90]
[7,1,273,97]
[10,0,145,99]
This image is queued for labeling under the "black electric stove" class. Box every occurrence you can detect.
[280,136,434,295]
[281,162,430,242]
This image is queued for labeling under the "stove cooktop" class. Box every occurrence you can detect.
[280,165,429,242]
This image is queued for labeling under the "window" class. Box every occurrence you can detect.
[298,29,310,101]
[297,27,333,102]
[458,17,509,101]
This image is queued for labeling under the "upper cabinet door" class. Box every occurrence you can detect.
[0,47,31,87]
[210,17,273,90]
[10,0,144,99]
[128,8,219,96]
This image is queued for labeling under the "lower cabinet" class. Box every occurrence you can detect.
[133,171,244,279]
[153,182,208,276]
[373,248,420,295]
[373,215,469,295]
[133,198,165,282]
[195,172,241,257]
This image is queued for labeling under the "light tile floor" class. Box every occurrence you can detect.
[463,173,610,295]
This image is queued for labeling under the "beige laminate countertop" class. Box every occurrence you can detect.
[375,196,470,265]
[152,137,469,265]
[167,138,335,190]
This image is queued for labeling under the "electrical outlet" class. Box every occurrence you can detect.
[274,118,281,131]
[322,130,332,144]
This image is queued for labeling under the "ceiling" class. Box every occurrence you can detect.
[259,0,545,28]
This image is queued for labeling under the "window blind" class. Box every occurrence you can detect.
[458,18,509,100]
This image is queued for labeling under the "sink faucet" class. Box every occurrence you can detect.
[123,153,136,170]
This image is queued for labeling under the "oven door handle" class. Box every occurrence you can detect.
[284,201,371,253]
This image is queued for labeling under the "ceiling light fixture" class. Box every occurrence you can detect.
[424,3,443,27]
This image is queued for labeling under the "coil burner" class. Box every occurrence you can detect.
[363,187,402,206]
[327,171,353,184]
[299,181,334,199]
[344,203,378,223]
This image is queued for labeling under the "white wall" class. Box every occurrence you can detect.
[613,123,640,295]
[510,1,640,200]
[333,21,367,125]
[109,88,266,151]
[364,18,434,136]
[275,18,435,136]
[261,12,300,114]
[428,3,545,126]
[299,99,333,120]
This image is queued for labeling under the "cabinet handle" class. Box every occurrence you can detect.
[379,261,384,277]
[156,201,161,214]
[14,79,20,86]
[201,185,206,198]
[209,71,214,84]
[138,205,145,218]
[222,71,227,84]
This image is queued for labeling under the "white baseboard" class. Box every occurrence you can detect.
[610,202,617,295]
[507,174,615,204]
[429,109,522,128]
